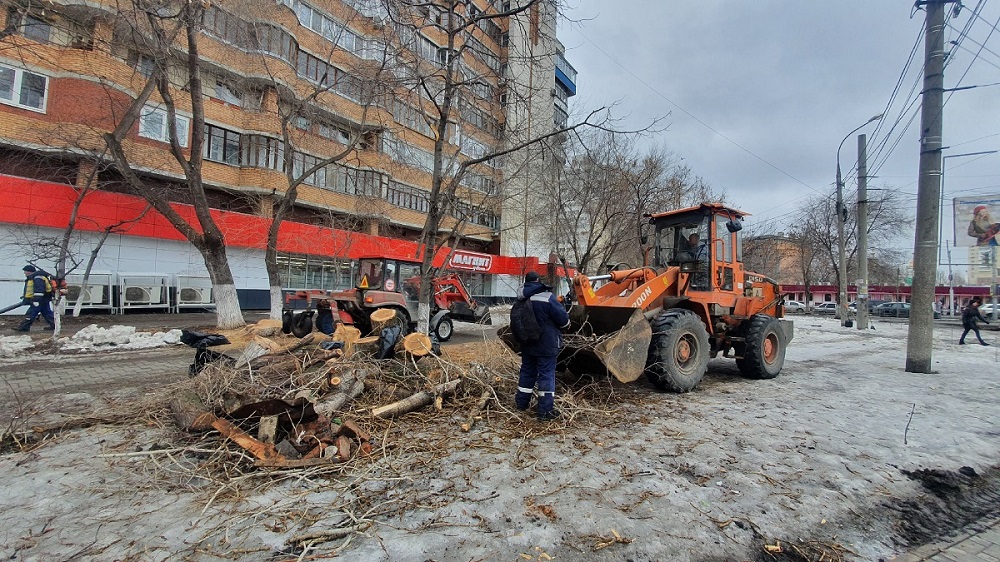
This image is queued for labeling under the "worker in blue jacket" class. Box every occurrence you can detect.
[514,271,570,421]
[17,265,55,332]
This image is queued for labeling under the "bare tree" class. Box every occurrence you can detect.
[384,0,615,332]
[101,0,248,328]
[542,131,721,275]
[218,0,396,318]
[793,188,911,303]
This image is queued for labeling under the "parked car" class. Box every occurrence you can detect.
[849,300,886,313]
[875,302,910,318]
[814,302,838,314]
[785,300,806,313]
[980,303,999,315]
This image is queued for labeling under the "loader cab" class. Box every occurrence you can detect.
[650,203,746,294]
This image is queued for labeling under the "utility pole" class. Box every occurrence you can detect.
[836,114,882,327]
[906,0,954,373]
[857,133,870,330]
[947,240,955,315]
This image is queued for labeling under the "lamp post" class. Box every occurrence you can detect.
[836,113,882,326]
[939,150,998,315]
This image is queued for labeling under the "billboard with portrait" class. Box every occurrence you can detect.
[955,196,1000,247]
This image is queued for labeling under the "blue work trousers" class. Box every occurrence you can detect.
[19,300,54,331]
[515,354,557,416]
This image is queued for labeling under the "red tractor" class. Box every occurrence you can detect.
[284,256,490,340]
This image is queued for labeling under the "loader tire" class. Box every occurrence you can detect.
[291,312,314,338]
[737,314,785,379]
[645,309,710,393]
[433,315,454,342]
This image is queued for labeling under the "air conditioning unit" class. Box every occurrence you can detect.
[66,284,103,305]
[179,287,212,304]
[124,285,162,304]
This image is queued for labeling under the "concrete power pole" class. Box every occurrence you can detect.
[906,0,954,373]
[857,133,870,330]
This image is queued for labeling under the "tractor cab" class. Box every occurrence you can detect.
[649,203,746,294]
[355,256,422,318]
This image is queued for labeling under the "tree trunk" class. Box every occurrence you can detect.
[203,243,245,329]
[269,284,283,320]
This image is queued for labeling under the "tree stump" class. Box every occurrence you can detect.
[401,332,433,359]
[351,336,381,358]
[369,308,400,333]
[333,324,361,356]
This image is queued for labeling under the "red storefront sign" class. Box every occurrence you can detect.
[448,251,493,272]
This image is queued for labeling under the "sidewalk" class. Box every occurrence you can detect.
[900,518,1000,561]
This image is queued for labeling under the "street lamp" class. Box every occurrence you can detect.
[836,113,883,326]
[939,150,998,315]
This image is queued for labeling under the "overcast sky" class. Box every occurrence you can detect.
[557,1,1000,264]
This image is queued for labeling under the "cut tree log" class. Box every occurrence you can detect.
[402,332,433,358]
[257,415,279,444]
[249,318,283,338]
[460,388,492,432]
[313,365,375,417]
[332,324,361,356]
[372,378,462,418]
[211,418,283,461]
[170,389,217,432]
[351,335,381,358]
[369,308,400,333]
[252,335,283,353]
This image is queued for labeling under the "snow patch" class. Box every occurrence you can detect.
[61,325,185,351]
[0,335,33,357]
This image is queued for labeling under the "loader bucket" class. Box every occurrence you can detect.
[560,307,652,383]
[449,302,492,325]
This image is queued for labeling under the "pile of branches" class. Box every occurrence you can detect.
[170,322,498,470]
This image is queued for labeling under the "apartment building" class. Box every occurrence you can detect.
[0,0,575,308]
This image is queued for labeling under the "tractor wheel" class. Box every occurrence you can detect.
[291,312,314,338]
[737,314,786,379]
[645,309,710,393]
[433,315,454,342]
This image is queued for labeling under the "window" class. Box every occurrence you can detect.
[257,25,296,63]
[213,81,242,105]
[243,135,284,170]
[138,106,190,147]
[22,14,50,42]
[204,123,241,165]
[0,64,48,111]
[137,55,156,78]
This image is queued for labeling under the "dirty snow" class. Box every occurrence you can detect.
[0,335,32,357]
[1,316,998,562]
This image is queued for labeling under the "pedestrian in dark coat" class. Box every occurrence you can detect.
[514,271,570,421]
[960,299,989,346]
[17,265,54,332]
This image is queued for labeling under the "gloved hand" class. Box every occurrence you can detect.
[31,301,39,307]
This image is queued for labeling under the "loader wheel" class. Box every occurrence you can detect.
[433,315,454,342]
[645,309,710,393]
[291,311,314,338]
[737,314,785,379]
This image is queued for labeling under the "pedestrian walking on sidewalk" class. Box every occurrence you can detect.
[16,265,55,332]
[960,298,989,346]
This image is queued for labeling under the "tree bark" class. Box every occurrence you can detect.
[372,379,462,418]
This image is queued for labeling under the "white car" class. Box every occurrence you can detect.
[814,302,838,314]
[785,300,805,313]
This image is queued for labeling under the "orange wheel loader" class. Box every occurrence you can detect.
[503,202,793,393]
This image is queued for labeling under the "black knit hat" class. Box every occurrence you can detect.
[22,265,36,273]
[525,271,540,283]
